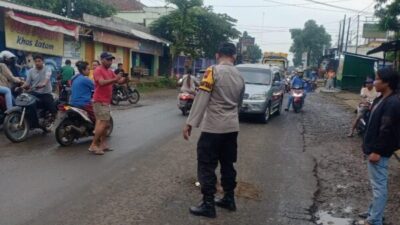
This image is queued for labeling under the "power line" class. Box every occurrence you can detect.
[302,0,374,14]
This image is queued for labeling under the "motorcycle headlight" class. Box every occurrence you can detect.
[249,94,266,100]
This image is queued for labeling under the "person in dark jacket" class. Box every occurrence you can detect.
[361,68,400,225]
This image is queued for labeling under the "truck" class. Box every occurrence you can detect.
[262,52,289,72]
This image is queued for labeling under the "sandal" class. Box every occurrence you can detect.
[92,150,105,155]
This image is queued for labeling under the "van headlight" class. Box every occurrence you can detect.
[249,94,266,100]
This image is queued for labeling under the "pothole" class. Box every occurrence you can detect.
[188,178,262,201]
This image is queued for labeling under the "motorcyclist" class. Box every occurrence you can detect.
[0,50,20,78]
[70,61,95,122]
[285,69,306,111]
[20,54,57,120]
[0,60,23,111]
[179,69,199,95]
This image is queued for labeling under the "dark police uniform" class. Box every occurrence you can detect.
[187,62,245,197]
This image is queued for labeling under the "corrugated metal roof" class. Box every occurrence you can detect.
[83,14,170,45]
[0,0,88,25]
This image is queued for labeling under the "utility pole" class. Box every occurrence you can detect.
[345,17,351,52]
[355,14,360,54]
[337,20,342,55]
[340,15,346,53]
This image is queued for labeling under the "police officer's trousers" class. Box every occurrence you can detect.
[197,132,238,197]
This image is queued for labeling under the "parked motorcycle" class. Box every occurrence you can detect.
[111,84,140,105]
[291,85,305,113]
[55,104,113,146]
[356,101,372,136]
[3,90,57,142]
[178,92,195,116]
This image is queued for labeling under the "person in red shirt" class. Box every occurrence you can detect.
[89,52,125,155]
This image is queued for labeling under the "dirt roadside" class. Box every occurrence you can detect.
[307,91,400,225]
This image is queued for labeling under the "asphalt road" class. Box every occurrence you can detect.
[0,90,317,225]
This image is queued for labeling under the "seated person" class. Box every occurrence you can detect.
[21,55,57,119]
[180,69,199,95]
[70,61,95,122]
[348,78,380,137]
[0,63,23,110]
[285,69,306,111]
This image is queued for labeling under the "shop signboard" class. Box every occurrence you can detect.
[362,24,387,39]
[5,18,64,56]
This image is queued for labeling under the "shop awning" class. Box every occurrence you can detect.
[6,11,79,39]
[367,40,400,55]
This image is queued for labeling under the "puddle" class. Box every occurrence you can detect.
[316,211,353,225]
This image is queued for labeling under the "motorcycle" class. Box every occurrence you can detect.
[356,101,372,136]
[111,84,140,105]
[285,77,291,93]
[55,104,113,146]
[291,85,305,113]
[3,89,57,142]
[58,84,71,104]
[0,95,6,125]
[178,92,195,116]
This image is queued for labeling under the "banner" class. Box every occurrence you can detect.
[5,17,64,56]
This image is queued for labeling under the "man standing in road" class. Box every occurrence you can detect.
[361,68,400,225]
[89,52,125,155]
[183,43,245,218]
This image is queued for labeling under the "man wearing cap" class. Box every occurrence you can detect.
[348,77,380,137]
[183,43,245,218]
[89,52,125,155]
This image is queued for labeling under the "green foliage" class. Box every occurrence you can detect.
[289,20,331,67]
[374,0,400,33]
[243,44,263,63]
[11,0,116,19]
[150,0,240,59]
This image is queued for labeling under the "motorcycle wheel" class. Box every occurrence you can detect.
[111,95,120,105]
[4,111,30,143]
[106,117,114,137]
[293,104,301,113]
[55,120,75,146]
[181,107,188,116]
[128,90,140,104]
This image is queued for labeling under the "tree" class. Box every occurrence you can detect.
[289,20,331,67]
[150,0,240,63]
[374,0,400,34]
[243,45,263,63]
[11,0,116,19]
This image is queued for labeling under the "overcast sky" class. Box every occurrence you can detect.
[140,0,376,59]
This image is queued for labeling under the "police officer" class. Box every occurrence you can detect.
[183,43,245,218]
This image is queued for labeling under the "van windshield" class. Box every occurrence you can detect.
[237,68,272,85]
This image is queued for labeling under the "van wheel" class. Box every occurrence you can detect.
[260,103,271,124]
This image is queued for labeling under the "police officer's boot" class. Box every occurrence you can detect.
[215,192,236,211]
[189,195,216,218]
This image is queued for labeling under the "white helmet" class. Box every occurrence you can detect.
[0,50,16,60]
